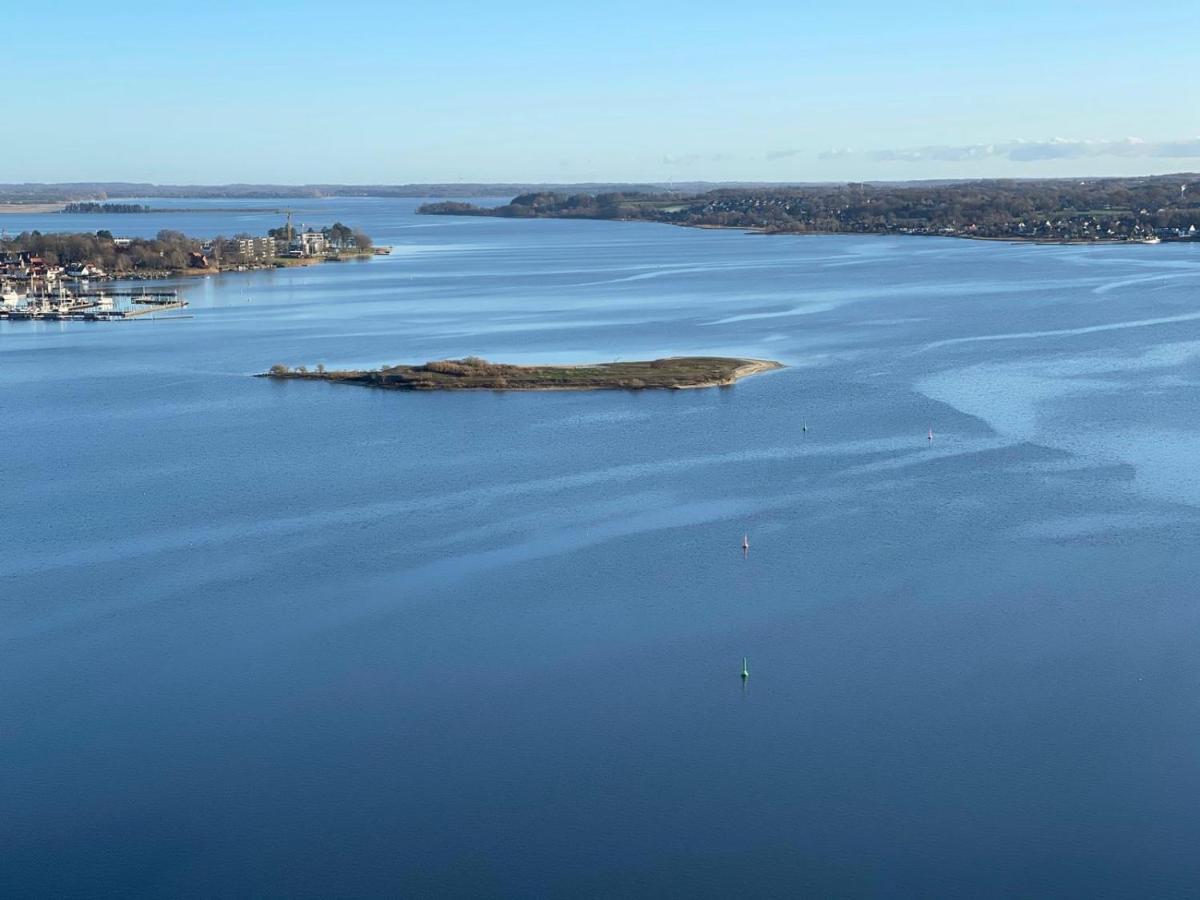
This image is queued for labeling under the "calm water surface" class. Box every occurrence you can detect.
[3,199,1200,897]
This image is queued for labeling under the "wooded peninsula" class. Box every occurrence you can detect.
[262,357,782,391]
[418,175,1200,243]
[1,222,377,279]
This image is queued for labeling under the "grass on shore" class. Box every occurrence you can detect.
[263,356,779,391]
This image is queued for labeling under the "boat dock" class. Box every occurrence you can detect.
[0,289,188,322]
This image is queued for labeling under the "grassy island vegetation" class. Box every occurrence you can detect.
[62,202,152,214]
[262,356,782,391]
[418,175,1200,243]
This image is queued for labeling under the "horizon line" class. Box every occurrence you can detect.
[2,173,1199,191]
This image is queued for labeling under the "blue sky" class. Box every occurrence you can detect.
[8,0,1198,183]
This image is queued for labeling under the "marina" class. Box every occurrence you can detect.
[0,287,187,321]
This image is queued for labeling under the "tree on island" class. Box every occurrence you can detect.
[325,222,353,248]
[319,222,372,250]
[2,221,376,273]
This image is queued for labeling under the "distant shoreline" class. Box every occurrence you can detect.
[433,211,1184,247]
[676,221,1165,246]
[61,203,288,215]
[0,203,66,214]
[418,178,1199,245]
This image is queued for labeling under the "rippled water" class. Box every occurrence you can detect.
[4,199,1200,896]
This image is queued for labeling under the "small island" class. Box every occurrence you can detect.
[261,356,782,391]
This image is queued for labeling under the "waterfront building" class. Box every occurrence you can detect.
[220,236,280,261]
[297,230,328,256]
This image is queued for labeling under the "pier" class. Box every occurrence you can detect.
[0,289,187,321]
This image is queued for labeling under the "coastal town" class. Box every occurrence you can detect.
[419,176,1200,244]
[0,215,386,320]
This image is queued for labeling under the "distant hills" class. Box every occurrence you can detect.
[0,182,756,203]
[5,176,1196,204]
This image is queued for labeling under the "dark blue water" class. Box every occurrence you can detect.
[4,200,1200,897]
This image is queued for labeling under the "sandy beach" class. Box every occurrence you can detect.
[0,203,65,214]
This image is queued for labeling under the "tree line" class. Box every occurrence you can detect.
[2,221,374,272]
[62,202,151,214]
[265,221,372,249]
[2,229,201,271]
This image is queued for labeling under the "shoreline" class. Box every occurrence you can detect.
[0,203,66,214]
[427,210,1187,247]
[669,357,782,389]
[51,252,378,282]
[606,218,1175,246]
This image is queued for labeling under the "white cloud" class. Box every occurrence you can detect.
[815,147,855,160]
[822,137,1200,164]
[662,152,738,167]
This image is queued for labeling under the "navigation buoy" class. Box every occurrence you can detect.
[741,657,750,680]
